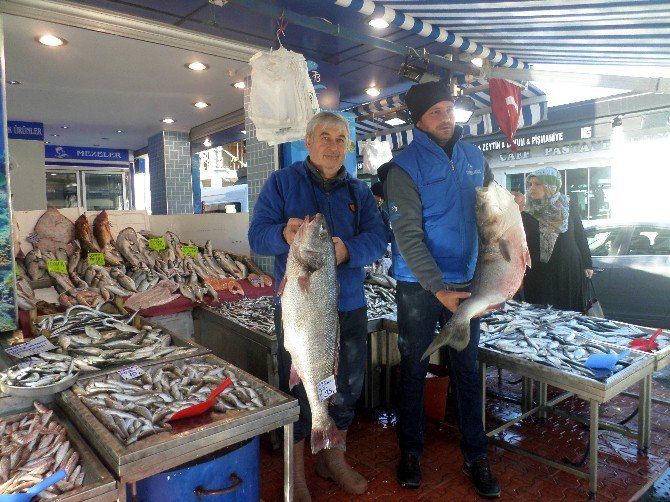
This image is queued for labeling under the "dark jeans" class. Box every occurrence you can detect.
[395,281,488,463]
[274,305,368,443]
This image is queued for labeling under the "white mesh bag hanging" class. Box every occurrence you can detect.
[361,138,393,175]
[248,47,319,145]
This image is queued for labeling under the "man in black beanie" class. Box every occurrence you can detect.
[380,81,500,497]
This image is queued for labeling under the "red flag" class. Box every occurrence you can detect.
[489,78,522,151]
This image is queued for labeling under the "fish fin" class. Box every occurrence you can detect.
[498,238,512,262]
[278,276,287,296]
[288,364,301,390]
[311,420,345,454]
[298,274,310,293]
[422,318,471,359]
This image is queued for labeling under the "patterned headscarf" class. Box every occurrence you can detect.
[525,167,570,262]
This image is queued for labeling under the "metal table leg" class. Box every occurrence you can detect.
[385,330,391,407]
[522,377,534,412]
[118,481,127,502]
[538,382,548,420]
[638,374,652,453]
[481,362,487,430]
[284,422,293,502]
[589,400,599,497]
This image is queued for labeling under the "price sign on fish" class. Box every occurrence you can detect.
[182,245,198,257]
[87,252,105,266]
[47,260,67,274]
[317,375,337,401]
[118,365,145,380]
[5,336,56,359]
[148,237,166,251]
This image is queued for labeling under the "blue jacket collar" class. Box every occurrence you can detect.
[411,125,464,153]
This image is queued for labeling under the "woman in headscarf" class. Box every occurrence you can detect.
[514,167,593,312]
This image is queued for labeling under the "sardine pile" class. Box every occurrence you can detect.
[0,401,84,497]
[73,360,267,445]
[209,297,276,335]
[32,305,197,372]
[480,301,647,379]
[364,283,396,319]
[0,357,76,388]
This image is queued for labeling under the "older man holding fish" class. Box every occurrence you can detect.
[248,111,387,500]
[379,81,502,498]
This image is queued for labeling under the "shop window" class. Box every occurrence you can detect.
[46,171,79,208]
[588,166,611,220]
[565,168,588,217]
[507,173,525,193]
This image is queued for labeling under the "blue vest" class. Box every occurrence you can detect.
[391,128,485,284]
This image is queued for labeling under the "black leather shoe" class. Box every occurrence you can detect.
[397,453,421,488]
[462,457,501,498]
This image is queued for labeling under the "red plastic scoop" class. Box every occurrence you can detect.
[167,377,232,422]
[629,328,662,352]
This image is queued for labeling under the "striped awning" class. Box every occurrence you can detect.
[349,79,548,145]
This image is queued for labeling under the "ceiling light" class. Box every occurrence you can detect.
[7,80,21,85]
[240,130,247,134]
[385,117,406,127]
[365,86,381,97]
[116,130,123,133]
[45,141,50,144]
[203,138,212,147]
[37,34,66,47]
[471,57,484,68]
[61,126,68,129]
[194,101,210,109]
[186,62,209,71]
[232,81,246,89]
[161,118,175,124]
[368,18,389,29]
[453,95,476,123]
[51,134,59,137]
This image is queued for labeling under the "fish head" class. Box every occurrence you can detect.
[292,213,333,271]
[475,182,516,243]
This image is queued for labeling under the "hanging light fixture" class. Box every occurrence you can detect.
[453,95,476,123]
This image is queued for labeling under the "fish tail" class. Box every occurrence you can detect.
[311,420,345,454]
[421,321,471,360]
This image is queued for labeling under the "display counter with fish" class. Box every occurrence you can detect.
[0,401,117,501]
[57,354,298,481]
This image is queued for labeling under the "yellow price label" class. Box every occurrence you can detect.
[47,260,67,274]
[87,252,105,266]
[148,237,166,251]
[182,245,198,257]
[14,262,20,276]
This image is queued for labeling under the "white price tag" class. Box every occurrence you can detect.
[317,374,337,401]
[118,365,145,380]
[5,336,56,359]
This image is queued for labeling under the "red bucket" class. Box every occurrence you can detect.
[424,364,450,421]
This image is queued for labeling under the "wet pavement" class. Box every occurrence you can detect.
[260,366,670,501]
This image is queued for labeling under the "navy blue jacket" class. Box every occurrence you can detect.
[391,127,485,284]
[248,160,388,312]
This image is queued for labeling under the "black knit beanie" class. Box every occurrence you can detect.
[403,81,454,124]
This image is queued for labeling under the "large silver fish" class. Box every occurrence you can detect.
[279,214,343,453]
[423,182,531,357]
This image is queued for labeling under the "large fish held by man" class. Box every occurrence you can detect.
[279,214,343,454]
[423,181,531,358]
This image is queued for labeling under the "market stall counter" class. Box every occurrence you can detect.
[57,353,299,501]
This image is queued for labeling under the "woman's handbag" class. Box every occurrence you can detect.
[585,278,605,318]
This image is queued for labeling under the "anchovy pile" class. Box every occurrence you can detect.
[36,304,139,337]
[0,357,76,388]
[364,283,396,319]
[0,401,84,497]
[209,297,276,335]
[73,360,267,445]
[481,301,647,379]
[483,301,665,349]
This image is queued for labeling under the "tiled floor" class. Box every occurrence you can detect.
[260,366,670,501]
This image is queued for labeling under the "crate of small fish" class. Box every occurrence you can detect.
[10,304,209,374]
[364,282,396,320]
[0,400,117,501]
[204,297,276,337]
[57,354,297,479]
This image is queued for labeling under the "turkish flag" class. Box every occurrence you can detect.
[489,78,522,151]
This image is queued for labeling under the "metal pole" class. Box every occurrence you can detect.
[284,422,293,502]
[589,400,599,497]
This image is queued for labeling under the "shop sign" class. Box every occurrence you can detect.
[498,150,531,162]
[45,145,129,162]
[7,121,44,141]
[475,125,594,152]
[544,139,610,157]
[148,237,166,251]
[87,253,105,266]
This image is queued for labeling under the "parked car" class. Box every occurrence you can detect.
[585,221,670,329]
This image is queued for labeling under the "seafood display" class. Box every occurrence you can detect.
[480,301,651,379]
[15,274,37,311]
[364,282,396,319]
[281,214,343,453]
[19,208,268,310]
[424,182,530,357]
[71,359,267,445]
[29,305,202,372]
[0,357,77,390]
[0,401,85,497]
[209,297,276,335]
